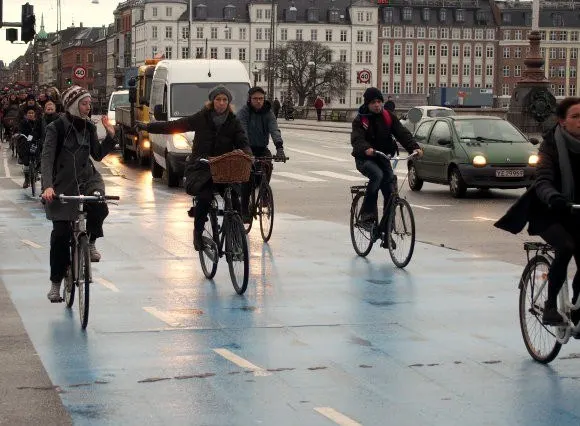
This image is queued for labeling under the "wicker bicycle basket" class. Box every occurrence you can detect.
[208,151,253,184]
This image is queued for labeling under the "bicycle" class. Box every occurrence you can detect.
[244,155,289,242]
[519,207,580,363]
[194,151,251,295]
[349,151,418,268]
[57,193,120,329]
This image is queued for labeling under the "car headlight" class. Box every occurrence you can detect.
[472,155,486,167]
[172,133,190,150]
[528,154,539,166]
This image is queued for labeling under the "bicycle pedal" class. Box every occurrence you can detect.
[50,297,64,303]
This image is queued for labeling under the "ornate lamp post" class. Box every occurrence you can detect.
[286,64,294,101]
[252,65,259,87]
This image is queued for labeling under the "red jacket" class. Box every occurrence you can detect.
[314,98,324,109]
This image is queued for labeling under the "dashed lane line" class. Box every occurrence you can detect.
[274,172,325,182]
[94,277,120,292]
[285,147,349,162]
[3,158,10,178]
[21,239,42,249]
[313,407,362,426]
[142,306,182,327]
[212,348,271,377]
[474,216,499,222]
[311,171,361,181]
[409,204,432,210]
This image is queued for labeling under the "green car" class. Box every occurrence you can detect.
[407,116,540,198]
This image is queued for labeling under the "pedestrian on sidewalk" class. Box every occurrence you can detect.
[384,96,396,113]
[314,96,324,121]
[273,97,281,119]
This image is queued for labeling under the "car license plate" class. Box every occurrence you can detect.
[496,169,524,178]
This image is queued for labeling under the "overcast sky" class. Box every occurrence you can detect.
[2,0,121,65]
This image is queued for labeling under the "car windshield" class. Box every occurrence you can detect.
[454,119,527,143]
[109,93,129,111]
[171,82,250,117]
[427,109,455,118]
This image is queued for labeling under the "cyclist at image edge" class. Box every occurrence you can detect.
[41,85,117,303]
[351,87,423,225]
[18,106,44,189]
[236,86,285,223]
[495,97,580,325]
[136,86,252,250]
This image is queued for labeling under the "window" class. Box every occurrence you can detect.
[417,44,425,56]
[558,85,565,97]
[265,9,271,20]
[165,46,172,59]
[256,28,263,40]
[571,67,577,78]
[572,48,578,60]
[256,48,262,61]
[196,47,203,58]
[166,7,172,17]
[428,64,435,75]
[311,29,318,41]
[417,63,424,75]
[502,13,511,24]
[514,65,521,77]
[326,30,332,42]
[382,82,389,94]
[383,8,393,24]
[355,93,363,105]
[463,28,472,39]
[475,64,482,76]
[365,51,372,63]
[440,28,449,39]
[225,28,232,40]
[357,30,363,43]
[463,45,471,57]
[280,28,287,41]
[440,64,447,76]
[366,12,373,22]
[486,29,495,39]
[439,9,447,22]
[181,27,189,40]
[558,66,566,78]
[429,45,436,56]
[394,27,402,38]
[238,48,246,61]
[76,53,81,64]
[515,30,522,40]
[475,29,483,40]
[224,48,232,60]
[382,43,390,56]
[340,30,347,42]
[503,47,510,59]
[429,28,437,39]
[152,26,158,39]
[440,44,448,57]
[486,64,493,76]
[211,27,217,39]
[405,63,413,75]
[340,50,347,62]
[571,84,577,97]
[559,48,566,60]
[553,14,563,27]
[475,45,482,57]
[356,51,363,63]
[382,27,391,38]
[572,31,579,42]
[181,47,189,59]
[394,43,401,56]
[486,47,494,58]
[394,62,401,74]
[382,63,389,75]
[239,28,247,40]
[256,9,263,19]
[403,7,412,21]
[366,31,372,43]
[503,30,510,41]
[502,84,510,96]
[165,26,172,39]
[418,28,425,38]
[197,27,204,39]
[422,8,430,21]
[451,64,458,76]
[405,27,414,38]
[152,46,158,57]
[296,29,303,40]
[549,48,557,59]
[210,48,217,59]
[452,45,459,57]
[405,81,413,94]
[406,43,413,56]
[452,29,460,40]
[356,11,364,22]
[463,64,470,76]
[152,7,157,17]
[393,82,401,94]
[514,47,521,58]
[339,97,346,105]
[503,66,509,77]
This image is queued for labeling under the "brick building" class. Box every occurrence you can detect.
[61,26,103,91]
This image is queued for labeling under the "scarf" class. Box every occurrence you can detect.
[211,110,228,129]
[554,125,580,201]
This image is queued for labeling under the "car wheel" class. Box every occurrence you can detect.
[408,163,423,191]
[150,151,164,179]
[449,167,467,198]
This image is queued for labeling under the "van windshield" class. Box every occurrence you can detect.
[171,83,251,117]
[109,93,129,111]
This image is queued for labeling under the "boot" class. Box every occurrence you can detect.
[542,300,565,325]
[47,281,62,303]
[22,173,30,189]
[89,242,101,262]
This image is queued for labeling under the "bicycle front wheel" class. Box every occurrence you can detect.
[386,198,416,268]
[63,265,75,308]
[259,183,274,242]
[349,192,374,257]
[77,235,91,329]
[225,214,249,295]
[199,209,219,279]
[519,254,561,363]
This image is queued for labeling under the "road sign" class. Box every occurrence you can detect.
[357,69,371,84]
[73,66,86,80]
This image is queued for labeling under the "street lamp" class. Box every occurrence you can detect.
[307,60,316,100]
[252,65,259,87]
[286,64,293,101]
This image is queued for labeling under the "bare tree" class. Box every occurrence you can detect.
[266,40,348,107]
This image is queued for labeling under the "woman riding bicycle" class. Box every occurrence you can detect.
[41,85,117,302]
[18,106,44,188]
[137,86,251,251]
[495,97,580,325]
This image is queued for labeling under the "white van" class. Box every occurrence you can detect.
[148,59,251,187]
[107,89,130,126]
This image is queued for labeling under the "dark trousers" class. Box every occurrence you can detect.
[195,183,241,234]
[355,158,395,217]
[241,147,271,215]
[316,108,322,121]
[50,203,108,283]
[540,222,580,306]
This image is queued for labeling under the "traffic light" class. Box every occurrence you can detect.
[66,78,72,85]
[1,0,4,28]
[6,28,17,43]
[21,3,35,43]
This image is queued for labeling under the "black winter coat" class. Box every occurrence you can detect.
[495,125,576,236]
[351,106,419,159]
[146,108,250,195]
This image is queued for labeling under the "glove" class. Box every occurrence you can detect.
[549,194,569,212]
[275,147,286,161]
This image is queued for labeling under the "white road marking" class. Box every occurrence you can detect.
[311,171,361,181]
[449,219,479,222]
[274,172,326,182]
[474,216,498,221]
[3,158,10,178]
[425,204,452,207]
[21,239,42,248]
[322,145,351,149]
[409,204,432,210]
[142,307,182,327]
[94,277,120,292]
[213,348,271,377]
[285,147,349,162]
[314,407,362,426]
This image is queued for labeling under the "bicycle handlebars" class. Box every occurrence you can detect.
[57,194,120,202]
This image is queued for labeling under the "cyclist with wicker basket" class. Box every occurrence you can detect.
[138,86,252,250]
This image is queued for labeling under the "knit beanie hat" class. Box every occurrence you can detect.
[61,85,91,117]
[363,87,384,105]
[208,86,232,103]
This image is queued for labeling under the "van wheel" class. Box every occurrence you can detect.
[408,163,423,191]
[165,156,180,188]
[449,167,467,198]
[137,143,149,167]
[121,132,133,162]
[150,152,163,179]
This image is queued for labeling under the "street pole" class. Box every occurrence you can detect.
[188,0,192,58]
[267,0,276,100]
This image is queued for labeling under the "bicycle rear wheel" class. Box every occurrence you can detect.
[77,235,91,329]
[349,193,374,257]
[259,183,274,242]
[225,214,249,295]
[386,198,416,268]
[519,254,562,363]
[199,209,219,279]
[63,265,75,308]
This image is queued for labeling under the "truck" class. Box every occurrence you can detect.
[428,87,494,108]
[115,59,161,165]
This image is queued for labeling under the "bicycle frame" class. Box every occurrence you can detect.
[248,158,273,218]
[211,185,240,258]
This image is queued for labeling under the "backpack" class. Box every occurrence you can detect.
[360,110,398,155]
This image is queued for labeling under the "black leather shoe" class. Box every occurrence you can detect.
[542,304,566,326]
